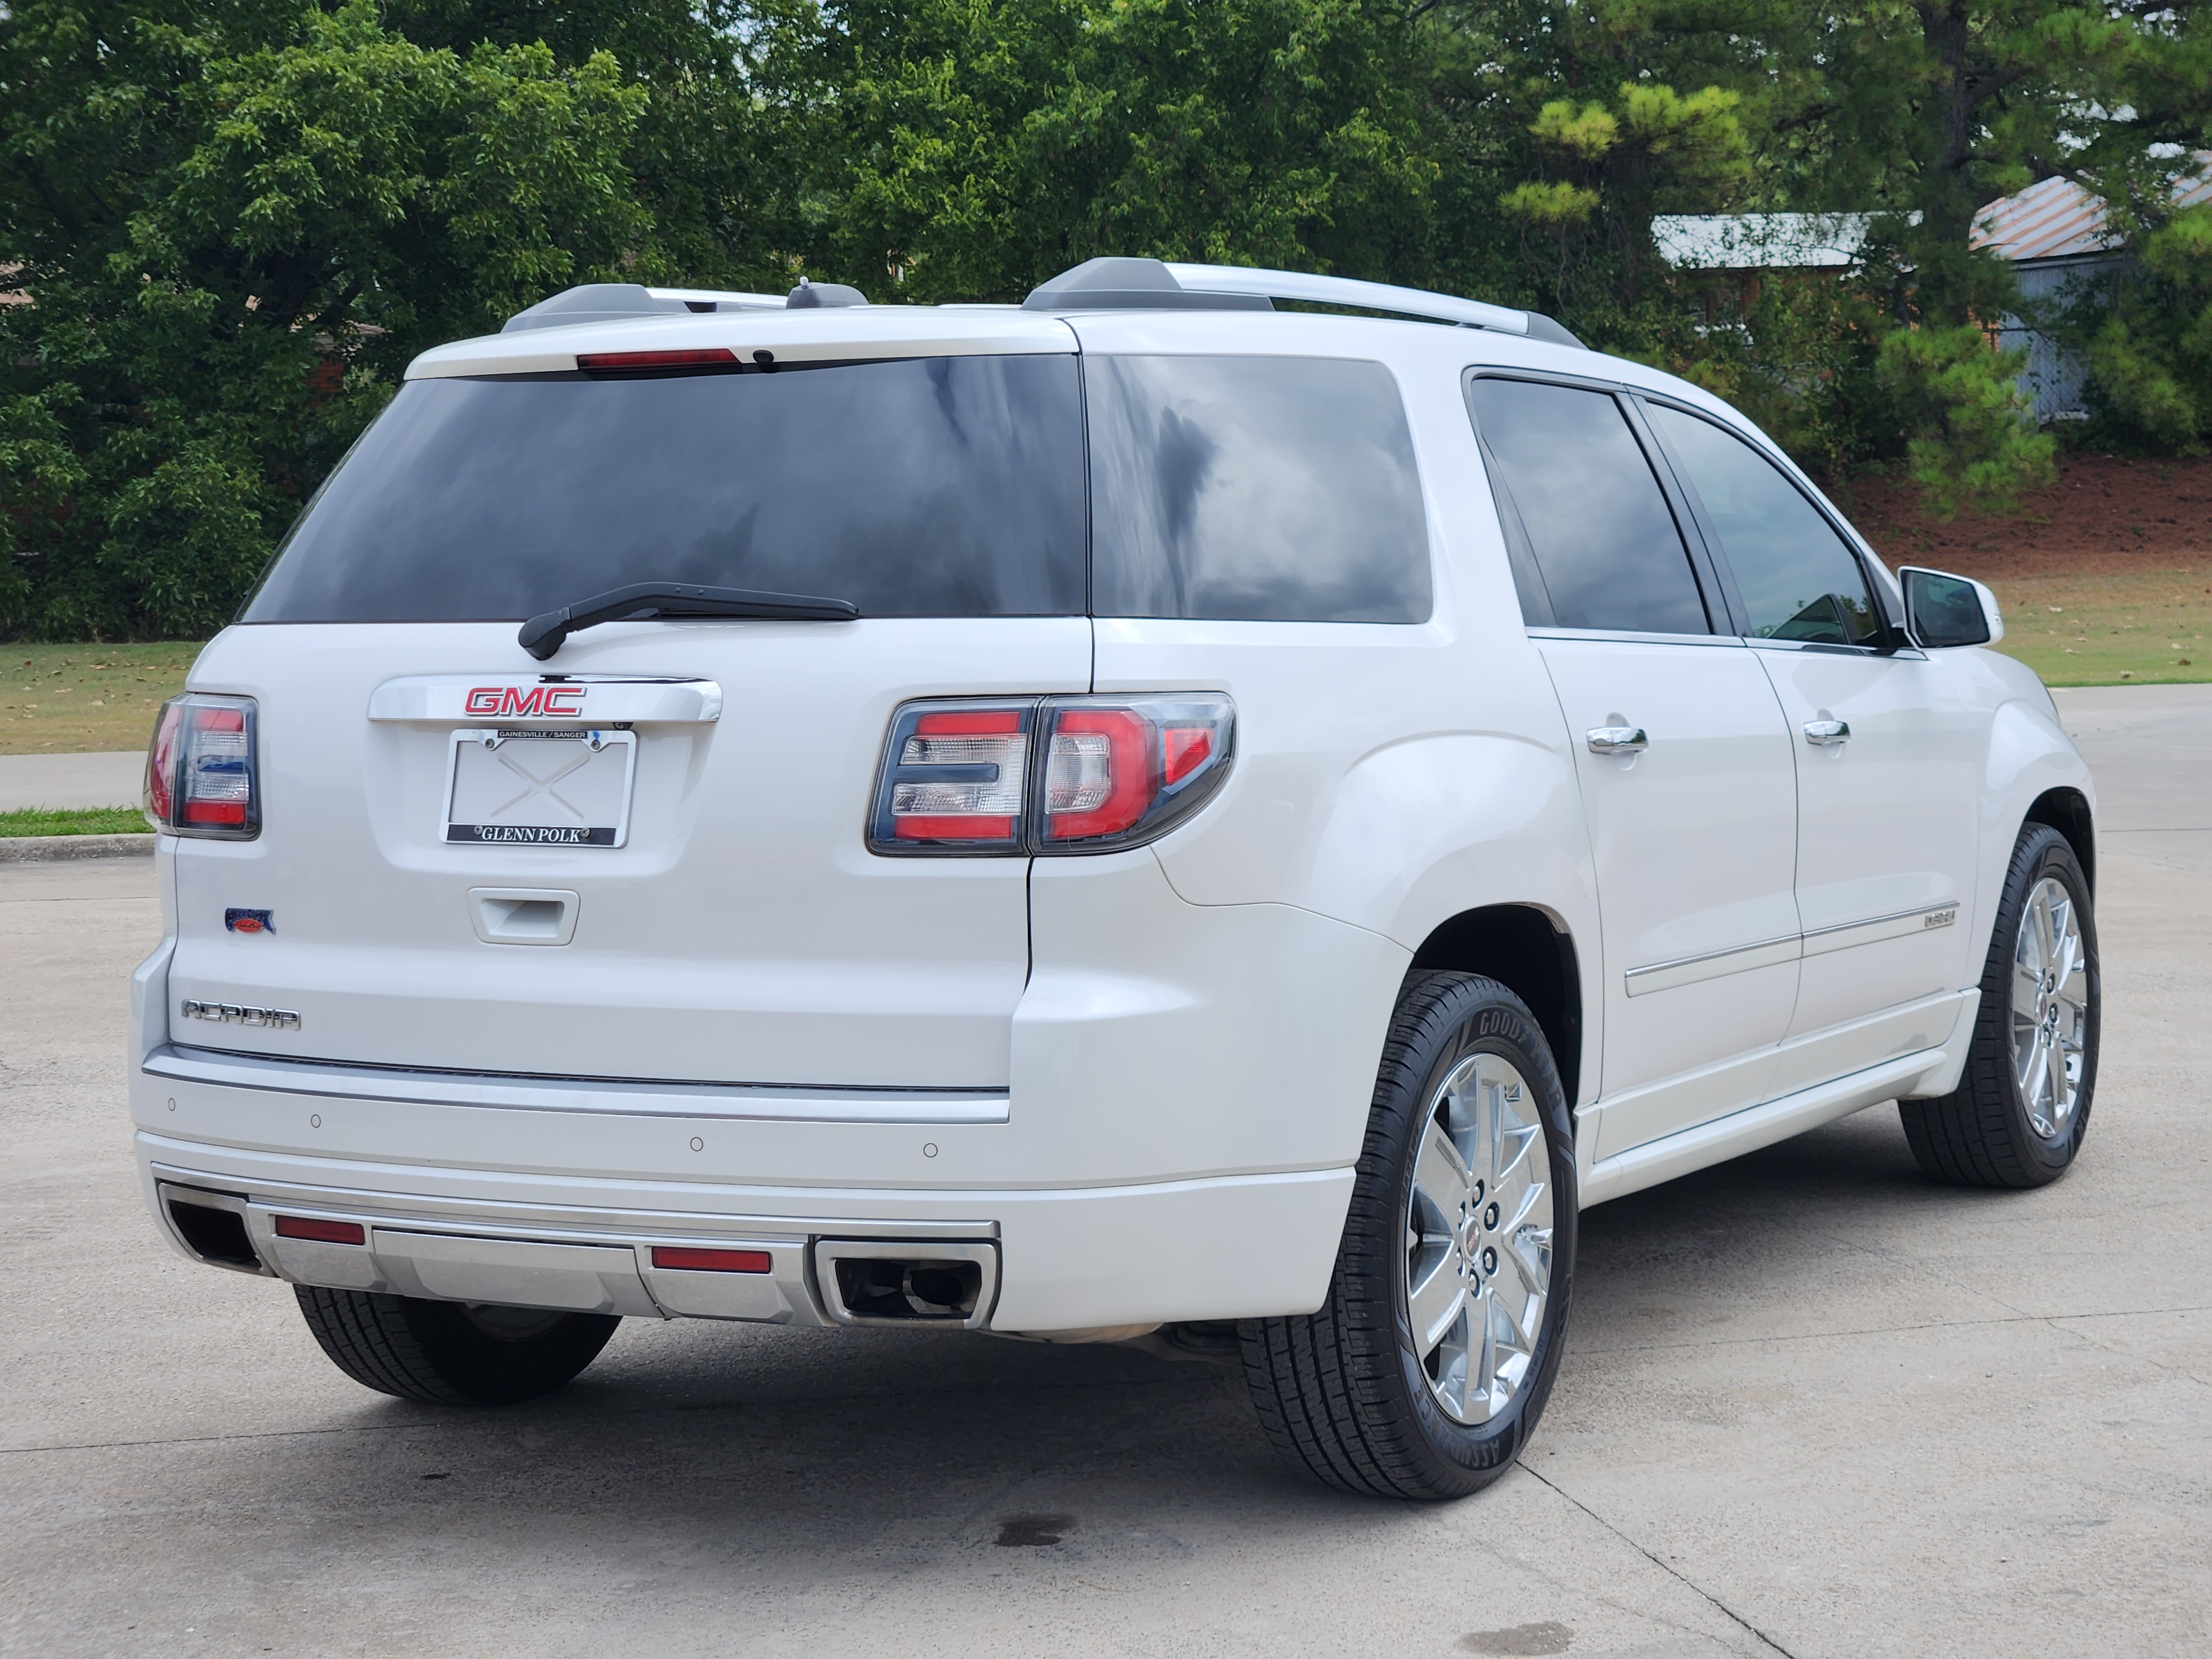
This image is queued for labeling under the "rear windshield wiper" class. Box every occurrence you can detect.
[519,582,859,659]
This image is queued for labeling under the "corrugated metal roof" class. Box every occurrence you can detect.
[1973,158,2212,263]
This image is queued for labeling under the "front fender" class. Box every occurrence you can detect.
[1976,668,2096,943]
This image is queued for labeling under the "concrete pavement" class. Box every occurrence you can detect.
[0,750,144,813]
[0,687,2205,1657]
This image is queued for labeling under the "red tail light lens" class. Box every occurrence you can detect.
[144,693,260,839]
[577,347,739,373]
[868,695,1233,855]
[1044,708,1153,839]
[1040,696,1234,848]
[869,702,1036,850]
[144,702,184,828]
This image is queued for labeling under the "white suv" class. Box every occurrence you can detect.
[132,257,2099,1500]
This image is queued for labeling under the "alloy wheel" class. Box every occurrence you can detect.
[1404,1051,1554,1425]
[2010,874,2088,1140]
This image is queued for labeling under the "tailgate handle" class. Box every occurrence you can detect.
[469,888,579,947]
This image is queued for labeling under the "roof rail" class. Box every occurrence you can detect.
[648,285,795,311]
[1020,257,1585,347]
[500,281,862,335]
[1021,257,1274,312]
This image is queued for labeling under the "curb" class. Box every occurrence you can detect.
[0,832,155,863]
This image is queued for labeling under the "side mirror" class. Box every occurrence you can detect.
[1899,566,2002,649]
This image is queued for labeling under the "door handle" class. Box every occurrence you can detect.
[1586,726,1648,755]
[1803,719,1850,748]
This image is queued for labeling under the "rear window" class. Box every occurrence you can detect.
[244,355,1087,623]
[1087,354,1431,623]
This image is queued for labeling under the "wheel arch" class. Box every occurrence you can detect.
[1407,904,1583,1115]
[2023,786,2095,895]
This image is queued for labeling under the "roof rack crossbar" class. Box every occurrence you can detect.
[1164,263,1533,335]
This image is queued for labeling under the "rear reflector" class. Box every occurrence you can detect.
[274,1215,366,1246]
[577,347,738,373]
[651,1245,773,1274]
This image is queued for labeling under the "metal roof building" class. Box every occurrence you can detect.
[1969,159,2212,420]
[1650,212,1884,272]
[1970,166,2212,264]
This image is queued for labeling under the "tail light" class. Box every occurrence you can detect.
[144,694,260,839]
[869,694,1233,855]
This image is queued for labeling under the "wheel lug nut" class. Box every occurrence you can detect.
[1482,1247,1497,1273]
[1484,1202,1499,1230]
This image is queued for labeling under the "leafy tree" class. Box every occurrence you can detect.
[792,0,1443,302]
[3,0,2209,634]
[1497,80,1751,319]
[0,1,675,637]
[2078,200,2212,451]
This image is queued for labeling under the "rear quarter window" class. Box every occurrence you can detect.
[1087,354,1432,623]
[1464,375,1713,636]
[244,354,1088,623]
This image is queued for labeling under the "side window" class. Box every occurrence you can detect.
[1465,377,1712,635]
[1088,354,1431,623]
[1644,404,1882,648]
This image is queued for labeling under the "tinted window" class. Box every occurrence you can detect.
[244,355,1086,622]
[1645,404,1881,647]
[1467,378,1710,635]
[1088,355,1431,623]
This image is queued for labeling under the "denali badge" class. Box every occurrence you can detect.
[225,907,275,934]
[182,1000,300,1029]
[466,685,586,718]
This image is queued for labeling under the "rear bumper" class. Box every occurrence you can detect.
[129,846,1401,1331]
[138,1137,1353,1331]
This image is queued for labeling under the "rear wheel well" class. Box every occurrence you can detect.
[1407,905,1582,1110]
[2024,787,2095,895]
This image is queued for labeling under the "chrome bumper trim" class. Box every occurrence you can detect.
[154,1163,1001,1326]
[144,1044,1010,1125]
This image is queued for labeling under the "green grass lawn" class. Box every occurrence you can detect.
[1,641,204,755]
[0,805,150,837]
[1978,566,2210,687]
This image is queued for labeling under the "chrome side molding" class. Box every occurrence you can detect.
[1624,902,1959,997]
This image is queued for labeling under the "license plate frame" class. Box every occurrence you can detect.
[443,727,638,848]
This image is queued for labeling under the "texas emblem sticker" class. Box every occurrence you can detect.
[225,908,275,935]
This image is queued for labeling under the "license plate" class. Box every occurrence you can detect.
[444,728,637,847]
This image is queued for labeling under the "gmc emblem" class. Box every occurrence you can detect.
[466,684,585,718]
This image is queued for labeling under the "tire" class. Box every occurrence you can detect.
[1900,823,2099,1189]
[295,1287,620,1405]
[1241,971,1576,1500]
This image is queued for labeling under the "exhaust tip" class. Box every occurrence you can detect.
[833,1258,980,1322]
[813,1240,998,1329]
[166,1196,263,1272]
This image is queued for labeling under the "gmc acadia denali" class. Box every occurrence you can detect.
[133,257,2098,1500]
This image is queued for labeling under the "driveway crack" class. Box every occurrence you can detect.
[1515,1459,1801,1658]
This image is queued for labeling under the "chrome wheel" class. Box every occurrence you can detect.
[2011,874,2088,1140]
[1404,1051,1554,1425]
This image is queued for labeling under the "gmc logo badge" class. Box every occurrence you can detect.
[466,685,585,718]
